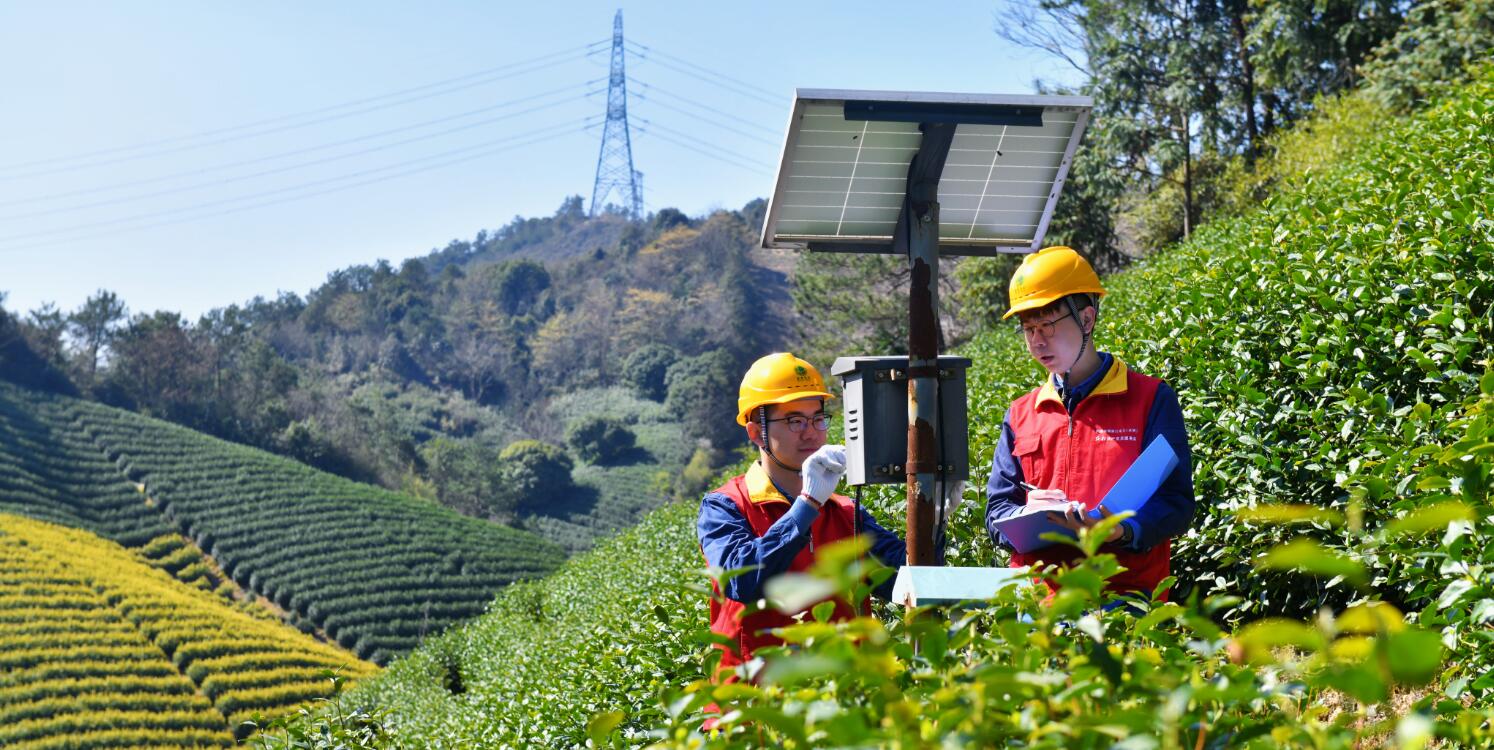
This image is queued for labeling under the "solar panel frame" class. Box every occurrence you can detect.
[761,89,1093,255]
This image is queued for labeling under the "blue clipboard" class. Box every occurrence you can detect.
[1088,435,1179,519]
[993,435,1179,553]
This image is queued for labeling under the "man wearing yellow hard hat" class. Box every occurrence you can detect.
[697,353,906,678]
[984,246,1195,603]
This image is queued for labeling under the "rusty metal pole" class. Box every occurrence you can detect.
[895,122,955,567]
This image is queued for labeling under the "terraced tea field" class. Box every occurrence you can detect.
[0,382,566,664]
[0,385,169,545]
[0,513,377,746]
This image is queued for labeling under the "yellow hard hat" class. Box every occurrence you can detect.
[1004,245,1107,320]
[736,353,834,426]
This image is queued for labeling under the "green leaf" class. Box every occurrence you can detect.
[1234,618,1327,662]
[764,573,838,615]
[1437,579,1475,610]
[1151,575,1177,601]
[711,683,765,701]
[585,710,624,745]
[811,600,836,623]
[1382,501,1475,539]
[706,565,762,590]
[1134,603,1185,633]
[737,705,808,745]
[1256,538,1367,586]
[1318,660,1388,704]
[1385,629,1443,685]
[1087,639,1124,686]
[758,654,849,688]
[1236,504,1344,526]
[1335,602,1404,635]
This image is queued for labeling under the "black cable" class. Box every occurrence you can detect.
[623,47,782,108]
[0,125,584,254]
[631,119,774,176]
[1,90,591,222]
[2,83,598,210]
[631,86,780,147]
[0,47,600,180]
[632,126,773,178]
[0,121,588,251]
[625,40,783,101]
[631,81,780,135]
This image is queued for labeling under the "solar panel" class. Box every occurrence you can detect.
[761,89,1092,255]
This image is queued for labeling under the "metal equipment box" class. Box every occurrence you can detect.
[830,356,971,487]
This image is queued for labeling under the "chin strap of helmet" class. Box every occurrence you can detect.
[1056,295,1088,394]
[1057,294,1100,398]
[758,406,798,473]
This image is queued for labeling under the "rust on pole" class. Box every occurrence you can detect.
[893,122,955,567]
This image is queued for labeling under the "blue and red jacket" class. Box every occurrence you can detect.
[698,462,905,674]
[984,353,1195,597]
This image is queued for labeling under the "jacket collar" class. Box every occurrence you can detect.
[1035,356,1130,409]
[745,461,793,505]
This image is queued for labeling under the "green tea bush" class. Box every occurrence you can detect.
[0,384,172,546]
[64,393,565,664]
[638,512,1492,748]
[309,501,706,748]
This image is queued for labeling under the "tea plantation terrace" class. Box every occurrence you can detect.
[0,382,566,664]
[0,513,377,745]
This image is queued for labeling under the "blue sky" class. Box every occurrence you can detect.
[0,1,1081,319]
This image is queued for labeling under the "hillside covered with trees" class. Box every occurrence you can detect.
[0,198,791,551]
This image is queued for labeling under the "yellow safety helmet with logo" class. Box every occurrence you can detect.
[1004,245,1107,320]
[736,353,834,426]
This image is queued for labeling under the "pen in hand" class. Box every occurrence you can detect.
[1018,481,1039,492]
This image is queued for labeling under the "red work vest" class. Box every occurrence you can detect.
[1007,358,1171,597]
[704,467,862,676]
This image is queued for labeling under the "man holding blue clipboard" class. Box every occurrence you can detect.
[983,246,1196,602]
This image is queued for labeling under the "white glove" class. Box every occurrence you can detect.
[941,480,967,518]
[800,444,847,504]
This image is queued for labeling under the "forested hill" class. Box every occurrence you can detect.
[0,197,792,552]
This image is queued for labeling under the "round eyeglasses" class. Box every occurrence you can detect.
[1019,312,1073,340]
[765,413,832,433]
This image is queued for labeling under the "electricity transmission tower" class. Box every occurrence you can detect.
[589,10,643,219]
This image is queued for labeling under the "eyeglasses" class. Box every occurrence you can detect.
[1019,312,1073,340]
[765,413,832,433]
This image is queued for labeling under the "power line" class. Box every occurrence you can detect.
[0,119,591,247]
[623,48,782,109]
[0,88,592,220]
[0,124,587,255]
[628,119,774,177]
[634,118,773,169]
[0,46,603,180]
[0,121,582,253]
[625,40,784,102]
[631,83,779,147]
[631,81,780,135]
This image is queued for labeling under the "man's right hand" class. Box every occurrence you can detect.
[800,445,847,504]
